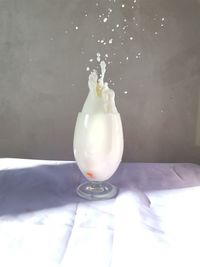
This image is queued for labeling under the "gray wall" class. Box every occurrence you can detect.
[0,0,200,163]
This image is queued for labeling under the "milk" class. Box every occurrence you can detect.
[73,57,124,181]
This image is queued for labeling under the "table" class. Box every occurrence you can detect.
[0,158,200,267]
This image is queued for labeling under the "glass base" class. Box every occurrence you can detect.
[76,181,118,201]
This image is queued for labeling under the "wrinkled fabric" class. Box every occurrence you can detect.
[0,158,200,267]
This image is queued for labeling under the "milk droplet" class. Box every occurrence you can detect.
[103,42,107,45]
[134,0,137,3]
[103,17,108,23]
[155,31,158,35]
[132,6,134,8]
[89,59,93,62]
[116,24,119,28]
[109,38,113,44]
[161,17,165,21]
[112,28,115,32]
[161,24,164,27]
[108,8,112,13]
[126,57,129,60]
[85,14,87,17]
[119,61,122,64]
[136,55,139,58]
[97,53,101,62]
[130,36,133,40]
[105,54,108,57]
[96,3,99,6]
[75,26,78,30]
[86,67,90,71]
[138,52,141,56]
[124,19,127,22]
[124,91,128,94]
[122,4,125,8]
[100,39,104,43]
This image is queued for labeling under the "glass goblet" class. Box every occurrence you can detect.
[73,112,124,200]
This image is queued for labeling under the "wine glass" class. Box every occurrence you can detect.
[73,111,124,200]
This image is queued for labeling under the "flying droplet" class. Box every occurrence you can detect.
[124,91,128,94]
[126,56,129,60]
[75,26,78,30]
[97,53,101,62]
[86,67,90,71]
[89,59,93,62]
[103,17,108,23]
[116,24,119,28]
[122,4,125,8]
[161,17,165,21]
[109,38,113,44]
[130,36,133,40]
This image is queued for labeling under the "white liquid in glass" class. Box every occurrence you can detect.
[73,59,124,200]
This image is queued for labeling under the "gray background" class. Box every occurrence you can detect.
[0,0,200,163]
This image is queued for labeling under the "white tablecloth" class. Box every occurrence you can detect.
[0,158,200,267]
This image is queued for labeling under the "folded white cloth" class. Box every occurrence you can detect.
[0,159,200,267]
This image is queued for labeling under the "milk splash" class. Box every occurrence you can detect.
[73,53,124,184]
[82,53,117,114]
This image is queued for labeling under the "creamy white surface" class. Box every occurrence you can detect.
[1,159,200,267]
